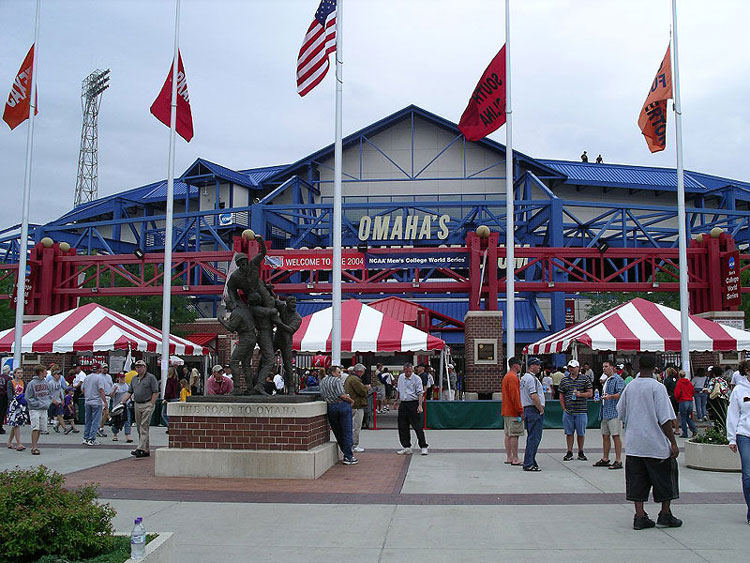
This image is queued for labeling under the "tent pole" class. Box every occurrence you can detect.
[438,348,445,399]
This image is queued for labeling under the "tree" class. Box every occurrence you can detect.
[582,266,681,318]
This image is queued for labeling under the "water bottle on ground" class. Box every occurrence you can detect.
[130,517,146,560]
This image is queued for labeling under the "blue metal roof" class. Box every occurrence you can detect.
[142,181,197,201]
[239,165,288,187]
[538,160,707,192]
[181,158,261,190]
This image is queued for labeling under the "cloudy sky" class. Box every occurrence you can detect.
[1,0,748,227]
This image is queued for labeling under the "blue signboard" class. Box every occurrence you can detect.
[365,251,467,269]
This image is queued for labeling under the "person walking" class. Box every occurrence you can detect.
[501,357,524,466]
[520,357,545,471]
[116,359,159,458]
[559,359,593,461]
[594,360,625,469]
[617,353,682,530]
[674,369,697,438]
[62,387,79,434]
[319,365,358,465]
[691,367,709,422]
[392,362,429,455]
[726,359,750,525]
[344,363,370,453]
[0,364,12,435]
[81,366,107,447]
[5,368,28,451]
[25,365,52,455]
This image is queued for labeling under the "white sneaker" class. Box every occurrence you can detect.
[353,446,365,453]
[421,447,429,455]
[397,448,412,455]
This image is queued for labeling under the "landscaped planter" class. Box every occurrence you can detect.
[684,440,741,472]
[118,531,174,563]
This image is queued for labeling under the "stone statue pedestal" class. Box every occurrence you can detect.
[154,396,337,479]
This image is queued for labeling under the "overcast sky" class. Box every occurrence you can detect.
[1,0,748,227]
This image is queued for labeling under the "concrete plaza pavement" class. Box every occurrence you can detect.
[1,422,748,563]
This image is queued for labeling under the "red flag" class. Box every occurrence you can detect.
[150,51,193,142]
[3,45,37,130]
[458,46,506,142]
[638,46,672,153]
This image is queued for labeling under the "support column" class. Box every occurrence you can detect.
[463,310,503,396]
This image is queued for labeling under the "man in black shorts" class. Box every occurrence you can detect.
[617,353,682,530]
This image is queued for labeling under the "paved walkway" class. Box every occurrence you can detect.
[1,424,748,562]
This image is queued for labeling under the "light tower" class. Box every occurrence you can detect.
[74,69,110,207]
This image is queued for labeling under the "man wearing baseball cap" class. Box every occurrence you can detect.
[520,357,545,471]
[116,359,159,458]
[559,359,593,462]
[206,365,234,396]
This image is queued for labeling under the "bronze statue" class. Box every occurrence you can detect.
[274,296,302,392]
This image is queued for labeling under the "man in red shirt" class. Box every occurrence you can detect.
[206,365,234,396]
[501,357,524,465]
[673,370,697,438]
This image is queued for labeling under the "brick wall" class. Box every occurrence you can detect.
[463,311,503,393]
[167,414,329,451]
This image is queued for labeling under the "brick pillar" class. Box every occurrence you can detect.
[463,310,503,394]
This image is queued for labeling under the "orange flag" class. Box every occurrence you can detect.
[638,46,672,153]
[3,45,37,130]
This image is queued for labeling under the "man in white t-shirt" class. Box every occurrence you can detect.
[731,369,743,388]
[617,353,682,530]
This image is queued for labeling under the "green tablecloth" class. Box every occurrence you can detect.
[425,400,602,430]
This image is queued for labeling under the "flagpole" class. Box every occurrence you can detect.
[12,0,41,369]
[504,0,515,362]
[671,0,690,374]
[160,0,180,399]
[331,0,343,366]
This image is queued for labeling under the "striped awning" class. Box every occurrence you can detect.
[293,299,445,353]
[0,302,207,355]
[525,297,750,354]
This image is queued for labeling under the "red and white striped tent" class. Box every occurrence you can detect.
[293,299,445,353]
[0,302,206,355]
[525,297,750,355]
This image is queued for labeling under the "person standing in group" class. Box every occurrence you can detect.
[81,365,107,447]
[520,357,545,471]
[72,364,87,405]
[726,359,750,525]
[110,373,133,443]
[559,359,593,461]
[319,365,358,465]
[393,362,429,455]
[691,367,709,422]
[674,369,697,438]
[116,359,159,458]
[47,369,69,434]
[550,365,564,398]
[0,364,11,435]
[97,364,113,438]
[663,367,680,431]
[5,368,28,451]
[617,353,682,530]
[206,365,234,395]
[344,363,370,453]
[501,357,524,466]
[189,367,201,395]
[594,361,625,470]
[161,366,179,431]
[541,370,554,401]
[25,365,52,455]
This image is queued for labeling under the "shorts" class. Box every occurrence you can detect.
[503,416,524,437]
[29,409,48,432]
[49,403,64,417]
[375,386,385,400]
[562,411,587,435]
[601,417,622,436]
[625,455,679,503]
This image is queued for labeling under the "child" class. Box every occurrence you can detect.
[25,365,52,455]
[63,387,79,434]
[179,378,191,401]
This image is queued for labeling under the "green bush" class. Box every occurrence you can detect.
[34,535,156,563]
[691,425,729,445]
[0,466,115,563]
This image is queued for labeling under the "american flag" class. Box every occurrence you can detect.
[296,0,337,97]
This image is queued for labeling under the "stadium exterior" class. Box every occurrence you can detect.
[2,105,749,355]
